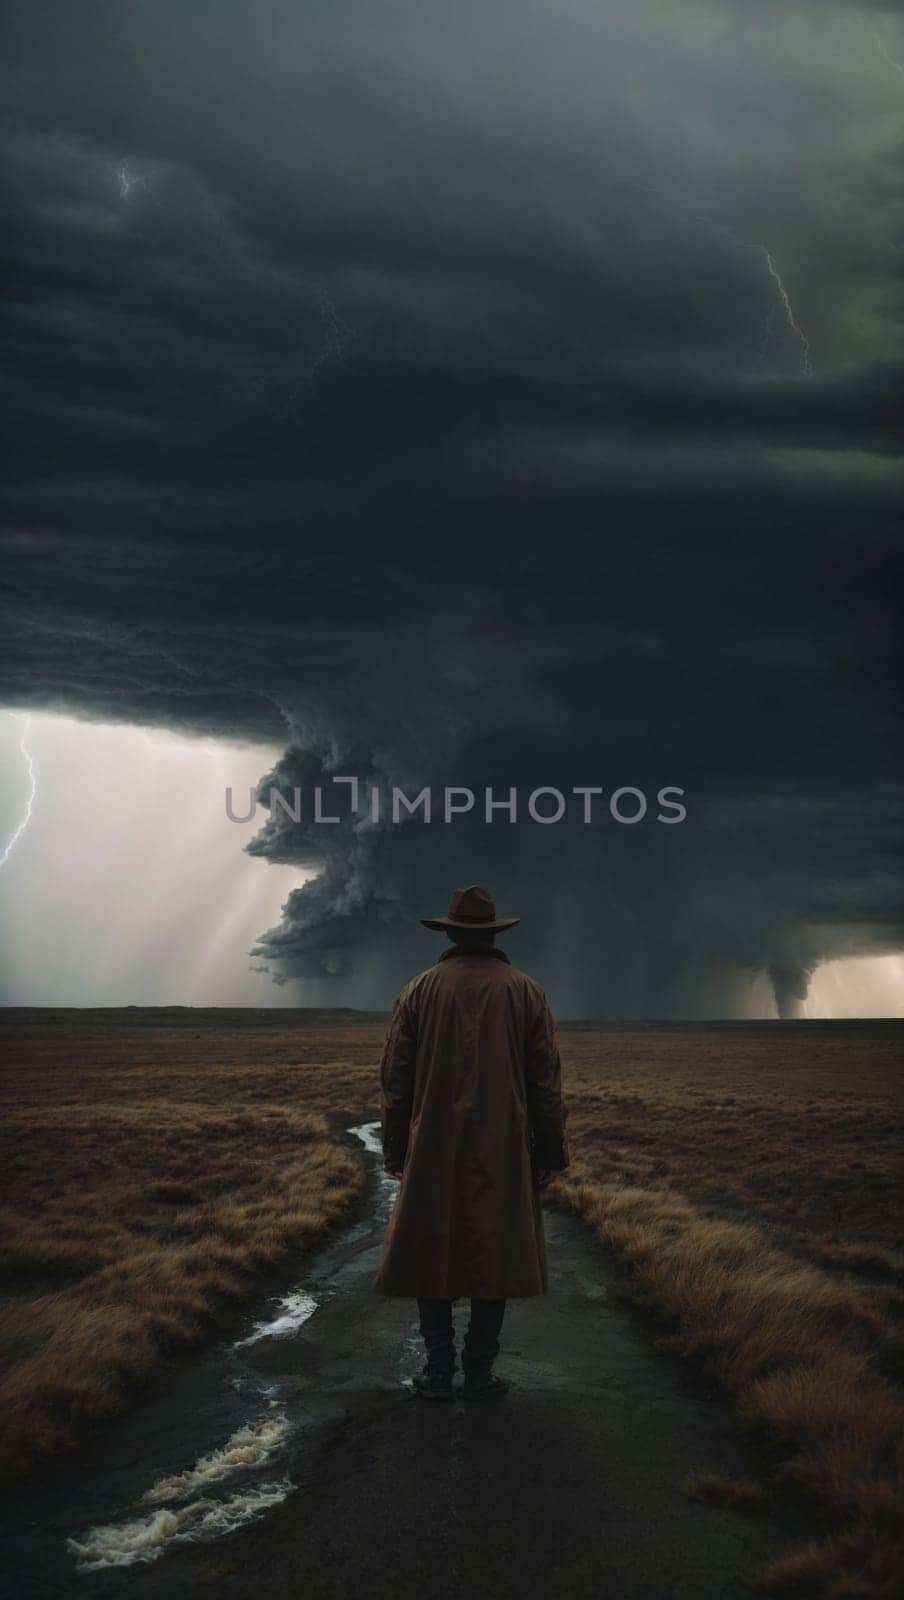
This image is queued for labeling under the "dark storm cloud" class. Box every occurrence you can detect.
[2,0,902,1013]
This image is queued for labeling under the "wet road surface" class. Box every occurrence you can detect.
[3,1122,803,1600]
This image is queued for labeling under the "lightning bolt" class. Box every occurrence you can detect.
[1,715,37,869]
[638,190,815,377]
[692,211,814,377]
[247,287,353,421]
[866,16,904,80]
[113,159,165,219]
[307,288,353,388]
[117,160,136,200]
[116,161,157,205]
[762,249,812,377]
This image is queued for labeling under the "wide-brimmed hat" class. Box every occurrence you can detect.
[421,884,520,932]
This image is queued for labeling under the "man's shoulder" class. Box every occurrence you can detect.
[505,963,550,1006]
[396,965,440,1004]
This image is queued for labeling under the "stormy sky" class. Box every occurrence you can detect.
[2,0,902,1016]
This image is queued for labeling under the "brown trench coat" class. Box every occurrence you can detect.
[373,945,570,1299]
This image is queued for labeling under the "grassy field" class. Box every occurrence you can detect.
[0,1008,376,1482]
[552,1020,904,1599]
[1,1009,902,1596]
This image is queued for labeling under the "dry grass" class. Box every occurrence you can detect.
[2,1009,902,1597]
[0,1009,375,1481]
[549,1021,904,1598]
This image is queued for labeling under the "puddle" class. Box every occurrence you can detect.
[67,1480,294,1570]
[67,1411,294,1570]
[348,1119,384,1158]
[234,1291,319,1348]
[348,1120,398,1218]
[140,1412,291,1504]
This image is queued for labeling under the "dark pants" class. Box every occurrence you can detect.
[417,1296,506,1378]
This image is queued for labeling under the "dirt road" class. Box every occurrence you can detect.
[4,1121,802,1600]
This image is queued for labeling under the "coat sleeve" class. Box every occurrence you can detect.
[379,988,417,1169]
[524,989,570,1171]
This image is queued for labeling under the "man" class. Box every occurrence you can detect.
[373,884,570,1402]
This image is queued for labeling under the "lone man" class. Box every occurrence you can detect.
[374,883,570,1401]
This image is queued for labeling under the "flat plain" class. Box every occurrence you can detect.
[1,1009,901,1596]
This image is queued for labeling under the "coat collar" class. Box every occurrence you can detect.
[437,945,511,965]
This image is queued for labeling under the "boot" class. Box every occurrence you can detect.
[461,1365,511,1401]
[411,1362,455,1401]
